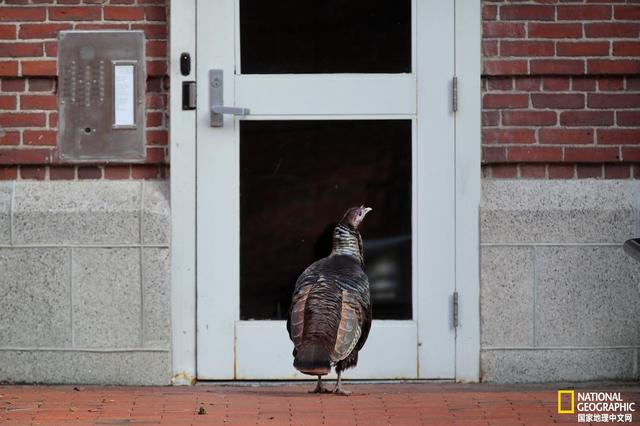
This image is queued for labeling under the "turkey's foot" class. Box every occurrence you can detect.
[309,376,332,394]
[332,372,351,395]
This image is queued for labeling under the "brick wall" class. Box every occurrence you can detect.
[482,1,640,179]
[0,0,168,180]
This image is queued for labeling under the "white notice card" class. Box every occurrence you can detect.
[114,64,135,127]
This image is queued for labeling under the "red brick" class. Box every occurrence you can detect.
[0,112,45,127]
[556,42,610,57]
[146,130,168,145]
[483,129,536,145]
[130,24,167,39]
[49,6,101,21]
[613,42,640,57]
[0,43,43,57]
[78,166,102,179]
[483,60,527,75]
[146,93,165,109]
[531,93,584,109]
[500,41,554,57]
[19,23,72,39]
[530,59,584,75]
[605,164,630,179]
[618,111,640,127]
[614,5,640,20]
[483,94,529,109]
[1,78,24,91]
[0,7,46,21]
[49,166,75,180]
[104,6,145,20]
[502,111,556,126]
[146,112,163,127]
[483,147,506,162]
[21,60,57,76]
[20,165,46,180]
[488,77,513,91]
[577,164,603,178]
[483,22,526,39]
[483,41,498,57]
[565,147,619,162]
[519,164,546,178]
[588,60,640,74]
[623,148,640,161]
[104,165,130,179]
[21,94,57,110]
[588,94,640,109]
[0,95,16,109]
[0,166,18,180]
[557,5,611,20]
[542,77,570,91]
[23,130,56,146]
[528,23,582,39]
[0,61,19,77]
[0,25,16,39]
[491,164,518,178]
[572,77,597,91]
[500,5,555,21]
[585,23,640,38]
[560,111,614,126]
[598,129,640,145]
[483,4,497,21]
[0,148,53,164]
[598,78,625,91]
[548,164,575,179]
[146,147,165,163]
[515,77,541,91]
[146,40,167,58]
[28,77,54,91]
[44,41,57,57]
[0,131,20,145]
[146,60,167,76]
[49,112,58,127]
[145,6,166,21]
[539,129,594,145]
[131,164,160,179]
[507,147,562,162]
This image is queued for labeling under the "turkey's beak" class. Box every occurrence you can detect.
[362,207,372,215]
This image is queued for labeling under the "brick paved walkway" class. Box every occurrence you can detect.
[0,382,638,425]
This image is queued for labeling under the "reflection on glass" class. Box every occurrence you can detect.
[240,120,412,320]
[240,0,412,74]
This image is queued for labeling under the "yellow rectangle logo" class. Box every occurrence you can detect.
[558,390,575,414]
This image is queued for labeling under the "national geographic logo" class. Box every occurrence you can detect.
[558,390,636,423]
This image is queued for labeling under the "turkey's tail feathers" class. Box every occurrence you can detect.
[294,344,331,376]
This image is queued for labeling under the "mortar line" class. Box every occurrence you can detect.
[9,181,15,245]
[70,248,74,348]
[483,346,640,351]
[532,247,537,348]
[0,347,169,353]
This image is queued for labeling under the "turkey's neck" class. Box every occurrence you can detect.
[330,223,364,265]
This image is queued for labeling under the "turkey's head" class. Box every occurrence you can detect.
[340,206,373,229]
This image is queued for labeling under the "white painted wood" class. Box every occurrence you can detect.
[236,321,418,380]
[196,0,460,380]
[454,0,482,383]
[196,0,238,379]
[236,75,416,115]
[416,0,457,379]
[169,0,197,385]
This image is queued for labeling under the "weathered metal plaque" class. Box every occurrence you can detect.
[58,31,146,161]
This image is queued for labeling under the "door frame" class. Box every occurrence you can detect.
[169,0,480,384]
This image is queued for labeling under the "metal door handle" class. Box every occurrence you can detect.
[210,69,249,127]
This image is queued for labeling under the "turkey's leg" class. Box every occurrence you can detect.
[308,376,331,393]
[332,371,352,395]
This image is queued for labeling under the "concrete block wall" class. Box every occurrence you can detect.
[0,180,170,385]
[480,180,640,383]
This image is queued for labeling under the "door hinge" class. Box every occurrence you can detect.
[452,76,458,113]
[453,291,459,328]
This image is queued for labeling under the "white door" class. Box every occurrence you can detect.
[196,0,457,380]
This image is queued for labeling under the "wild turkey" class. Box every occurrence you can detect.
[287,206,372,395]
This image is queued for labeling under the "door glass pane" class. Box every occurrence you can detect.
[240,120,412,320]
[239,0,412,74]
